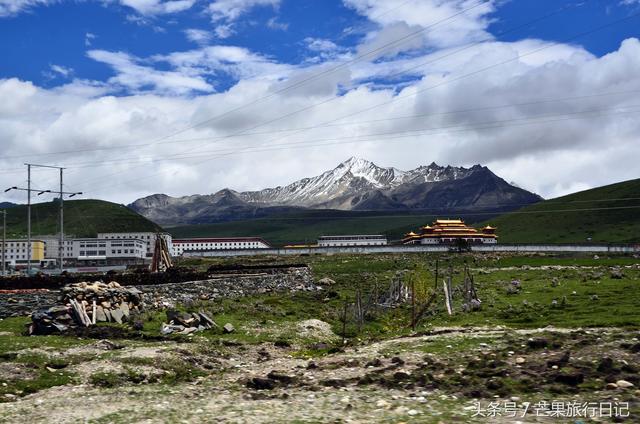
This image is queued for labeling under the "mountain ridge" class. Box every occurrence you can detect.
[129,158,543,226]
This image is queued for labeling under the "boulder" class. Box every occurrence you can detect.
[95,306,107,322]
[318,277,336,286]
[110,308,124,324]
[616,380,635,389]
[223,323,235,334]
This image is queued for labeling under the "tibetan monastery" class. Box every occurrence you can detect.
[402,219,497,245]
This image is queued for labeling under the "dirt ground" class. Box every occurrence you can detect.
[1,326,638,423]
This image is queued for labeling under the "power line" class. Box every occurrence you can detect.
[65,105,640,175]
[2,0,580,178]
[146,1,491,145]
[2,87,637,163]
[75,2,635,193]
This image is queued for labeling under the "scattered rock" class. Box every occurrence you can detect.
[223,323,235,334]
[527,338,549,349]
[247,377,275,390]
[606,382,618,390]
[616,380,635,389]
[554,372,584,386]
[515,357,526,365]
[391,356,405,365]
[267,371,296,384]
[318,277,336,286]
[610,267,624,279]
[597,357,616,373]
[366,358,383,368]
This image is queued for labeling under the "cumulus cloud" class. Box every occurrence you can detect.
[87,49,213,95]
[344,0,497,53]
[2,3,640,204]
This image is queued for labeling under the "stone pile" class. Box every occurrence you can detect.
[140,267,319,309]
[29,281,143,335]
[160,309,219,335]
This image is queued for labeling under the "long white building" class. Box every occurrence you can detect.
[171,237,271,256]
[318,235,388,247]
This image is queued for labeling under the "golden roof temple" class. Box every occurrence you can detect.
[402,219,497,245]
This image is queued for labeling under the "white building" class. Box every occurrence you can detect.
[317,235,388,247]
[72,238,146,262]
[40,237,75,260]
[171,237,271,256]
[0,239,45,267]
[97,232,172,258]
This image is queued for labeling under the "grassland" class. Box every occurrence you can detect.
[1,199,162,238]
[483,178,640,243]
[0,252,638,422]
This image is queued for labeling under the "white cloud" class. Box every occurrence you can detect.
[184,28,213,45]
[0,0,51,16]
[214,24,234,39]
[87,49,213,95]
[207,0,280,22]
[85,32,96,47]
[305,38,339,52]
[49,64,74,78]
[344,0,497,57]
[119,0,195,15]
[2,8,640,206]
[266,16,288,31]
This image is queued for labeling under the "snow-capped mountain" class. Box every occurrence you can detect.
[240,157,476,207]
[129,157,542,226]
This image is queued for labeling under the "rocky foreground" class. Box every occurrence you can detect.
[1,325,638,423]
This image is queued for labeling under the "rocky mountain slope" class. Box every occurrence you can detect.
[129,157,542,226]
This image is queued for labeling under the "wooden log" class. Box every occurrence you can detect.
[443,279,453,316]
[92,300,97,325]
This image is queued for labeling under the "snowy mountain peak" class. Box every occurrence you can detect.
[129,158,543,225]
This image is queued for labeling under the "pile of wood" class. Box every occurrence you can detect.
[29,281,144,335]
[160,309,218,335]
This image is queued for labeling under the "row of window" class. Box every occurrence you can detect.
[175,242,264,250]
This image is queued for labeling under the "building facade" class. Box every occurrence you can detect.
[71,238,147,264]
[402,219,497,245]
[97,232,173,258]
[171,237,271,256]
[0,239,45,267]
[317,235,388,247]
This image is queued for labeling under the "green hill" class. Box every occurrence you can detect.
[169,209,501,247]
[483,178,640,244]
[0,199,162,238]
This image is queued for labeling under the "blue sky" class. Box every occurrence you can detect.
[2,0,638,92]
[1,0,640,203]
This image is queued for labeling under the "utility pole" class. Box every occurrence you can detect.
[59,167,64,272]
[27,164,31,275]
[6,164,80,275]
[1,210,5,276]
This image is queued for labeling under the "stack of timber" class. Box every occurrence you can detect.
[150,234,173,272]
[29,281,143,335]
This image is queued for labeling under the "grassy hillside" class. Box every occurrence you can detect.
[169,209,501,246]
[0,199,162,238]
[483,178,640,243]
